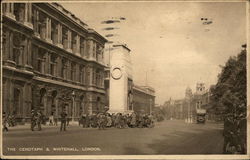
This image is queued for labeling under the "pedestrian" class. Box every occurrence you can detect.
[137,113,143,128]
[66,117,70,126]
[114,113,120,128]
[54,115,58,126]
[31,109,36,131]
[91,114,97,128]
[97,113,106,130]
[106,114,112,128]
[60,109,67,131]
[36,110,42,131]
[49,112,54,126]
[85,114,90,128]
[81,114,87,128]
[8,113,15,127]
[111,113,116,127]
[130,112,136,128]
[2,112,8,132]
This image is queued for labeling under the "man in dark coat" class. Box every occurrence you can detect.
[31,110,36,131]
[2,112,8,132]
[36,110,42,131]
[60,109,67,131]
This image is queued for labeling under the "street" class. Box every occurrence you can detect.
[2,120,224,155]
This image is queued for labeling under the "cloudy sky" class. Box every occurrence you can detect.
[61,1,246,105]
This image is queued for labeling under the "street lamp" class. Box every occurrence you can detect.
[71,91,76,122]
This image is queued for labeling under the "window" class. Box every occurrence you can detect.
[96,44,103,62]
[96,70,101,86]
[62,27,68,49]
[13,32,23,65]
[32,7,38,33]
[79,65,85,84]
[51,20,57,44]
[14,3,25,22]
[37,48,45,73]
[70,63,76,81]
[2,3,7,14]
[38,12,46,39]
[49,54,57,76]
[80,37,85,56]
[61,58,67,79]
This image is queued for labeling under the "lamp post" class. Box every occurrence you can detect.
[71,91,76,122]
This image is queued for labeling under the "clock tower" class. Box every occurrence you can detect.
[109,43,133,113]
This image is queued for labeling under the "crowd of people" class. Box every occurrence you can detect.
[2,108,155,132]
[78,112,155,129]
[2,112,17,132]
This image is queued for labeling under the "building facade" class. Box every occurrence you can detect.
[163,83,212,122]
[133,85,155,114]
[2,3,107,122]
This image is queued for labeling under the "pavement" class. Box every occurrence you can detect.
[2,120,224,155]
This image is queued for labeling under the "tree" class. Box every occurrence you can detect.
[210,44,247,153]
[211,44,246,116]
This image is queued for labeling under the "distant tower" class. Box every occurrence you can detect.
[196,82,205,95]
[185,87,193,99]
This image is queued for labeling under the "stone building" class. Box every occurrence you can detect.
[163,83,212,122]
[2,3,107,123]
[133,85,155,114]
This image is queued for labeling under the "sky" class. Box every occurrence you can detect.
[61,1,246,105]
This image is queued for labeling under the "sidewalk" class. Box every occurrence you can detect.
[5,121,81,131]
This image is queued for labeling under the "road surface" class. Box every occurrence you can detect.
[2,120,224,155]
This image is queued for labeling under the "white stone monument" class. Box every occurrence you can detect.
[109,43,133,113]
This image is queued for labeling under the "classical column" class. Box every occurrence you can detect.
[67,60,71,80]
[56,23,63,48]
[89,67,93,85]
[45,52,50,75]
[67,29,72,52]
[75,64,80,83]
[86,93,92,114]
[56,56,61,77]
[92,41,96,61]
